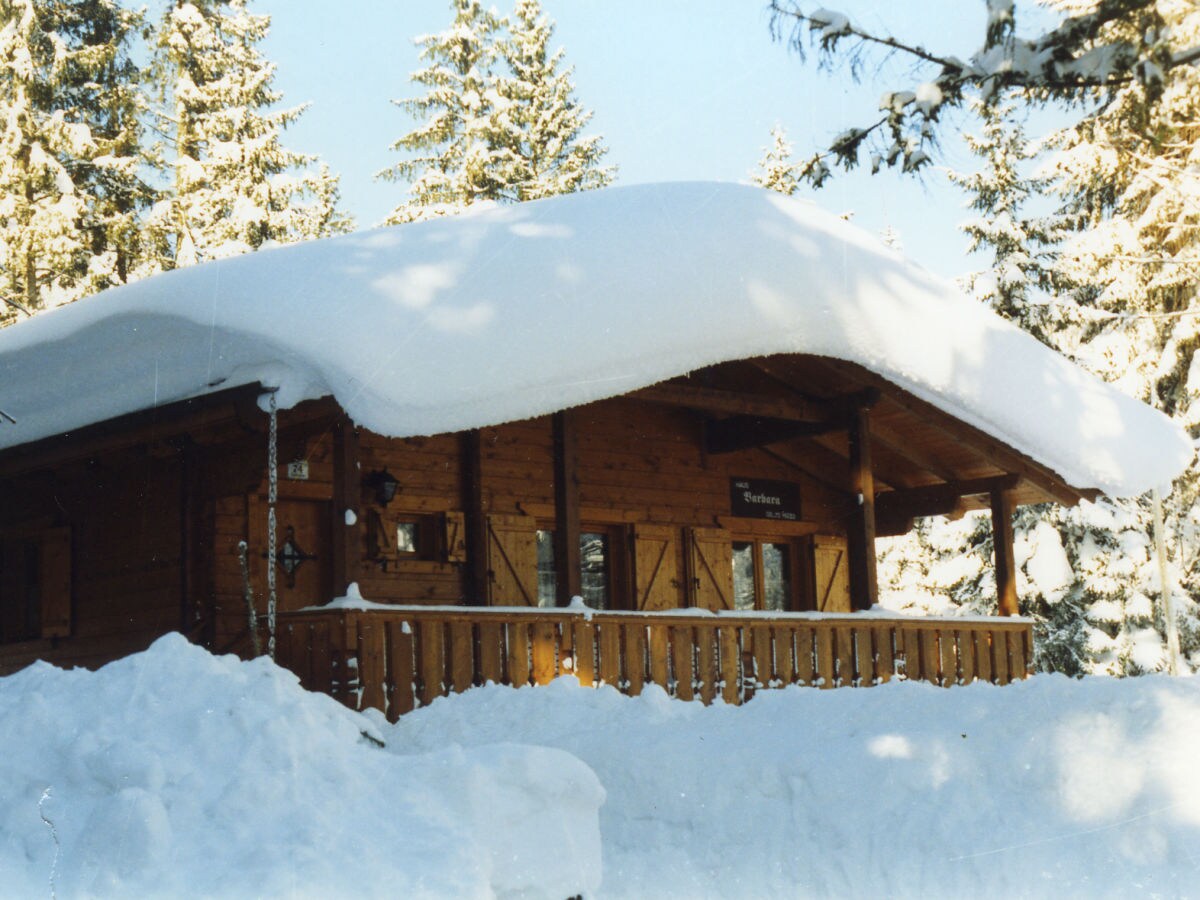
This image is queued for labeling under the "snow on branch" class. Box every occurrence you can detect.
[768,0,1188,186]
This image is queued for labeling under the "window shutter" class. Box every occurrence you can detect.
[687,527,733,610]
[39,527,72,638]
[441,511,467,563]
[485,515,537,605]
[632,525,679,611]
[813,535,851,613]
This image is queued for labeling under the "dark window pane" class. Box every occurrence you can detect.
[536,530,556,608]
[580,532,609,609]
[762,543,790,611]
[732,541,755,610]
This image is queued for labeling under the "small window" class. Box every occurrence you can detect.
[732,540,792,611]
[536,529,556,607]
[395,520,419,555]
[536,529,612,609]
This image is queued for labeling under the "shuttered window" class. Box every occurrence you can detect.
[732,540,792,611]
[0,526,71,643]
[535,529,612,608]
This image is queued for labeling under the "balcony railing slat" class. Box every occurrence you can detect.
[992,630,1011,685]
[816,625,835,689]
[508,621,531,687]
[385,619,415,720]
[478,620,504,686]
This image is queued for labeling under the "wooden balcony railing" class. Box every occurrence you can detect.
[276,607,1033,722]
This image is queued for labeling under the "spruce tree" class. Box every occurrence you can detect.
[378,0,508,224]
[750,125,801,196]
[948,100,1064,339]
[49,0,152,290]
[381,0,613,222]
[495,0,613,201]
[1037,0,1200,673]
[882,2,1200,676]
[149,0,350,268]
[0,0,145,320]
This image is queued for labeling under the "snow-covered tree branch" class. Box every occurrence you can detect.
[768,0,1192,185]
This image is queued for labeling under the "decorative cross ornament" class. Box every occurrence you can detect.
[272,525,317,588]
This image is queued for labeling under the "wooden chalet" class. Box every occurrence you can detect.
[0,183,1188,718]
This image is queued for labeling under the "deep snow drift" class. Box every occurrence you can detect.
[5,636,1200,897]
[0,635,601,899]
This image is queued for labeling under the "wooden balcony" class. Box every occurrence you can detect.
[275,607,1033,722]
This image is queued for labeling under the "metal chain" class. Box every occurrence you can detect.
[267,391,278,660]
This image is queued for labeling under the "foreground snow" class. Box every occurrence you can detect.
[5,636,1200,897]
[0,636,601,898]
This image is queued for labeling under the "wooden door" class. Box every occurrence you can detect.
[39,527,72,637]
[253,497,333,612]
[486,514,537,605]
[687,527,733,610]
[813,535,851,613]
[633,524,680,611]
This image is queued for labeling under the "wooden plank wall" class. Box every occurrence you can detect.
[0,450,186,675]
[344,398,852,608]
[277,609,1035,722]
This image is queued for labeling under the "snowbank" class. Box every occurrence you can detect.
[0,635,602,899]
[0,182,1188,496]
[7,637,1200,897]
[390,674,1200,898]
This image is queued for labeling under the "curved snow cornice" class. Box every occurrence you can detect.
[0,182,1190,497]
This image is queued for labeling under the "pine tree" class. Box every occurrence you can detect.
[49,0,152,291]
[750,125,801,196]
[378,0,508,224]
[0,0,145,321]
[767,0,1187,187]
[948,100,1066,339]
[381,0,613,222]
[149,0,350,268]
[494,0,612,201]
[881,2,1200,676]
[1037,0,1200,673]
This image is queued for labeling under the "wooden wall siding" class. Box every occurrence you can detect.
[209,422,340,656]
[0,451,186,675]
[276,608,1034,721]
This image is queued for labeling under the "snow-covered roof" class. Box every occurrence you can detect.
[0,182,1189,497]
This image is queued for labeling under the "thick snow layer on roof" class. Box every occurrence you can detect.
[0,182,1189,496]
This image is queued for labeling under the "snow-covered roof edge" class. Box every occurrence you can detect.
[0,182,1191,497]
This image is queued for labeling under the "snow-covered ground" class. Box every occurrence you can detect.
[4,635,1200,898]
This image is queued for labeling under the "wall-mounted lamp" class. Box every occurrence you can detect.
[366,469,400,506]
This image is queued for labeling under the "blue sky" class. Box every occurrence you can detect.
[259,1,992,279]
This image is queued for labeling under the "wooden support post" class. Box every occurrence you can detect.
[991,486,1019,616]
[846,405,878,611]
[461,430,488,605]
[553,410,581,605]
[330,419,361,597]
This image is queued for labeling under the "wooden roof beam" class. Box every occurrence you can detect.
[803,357,1093,507]
[876,475,1021,521]
[631,381,835,422]
[703,415,843,454]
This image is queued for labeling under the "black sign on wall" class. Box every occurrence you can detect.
[730,478,801,521]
